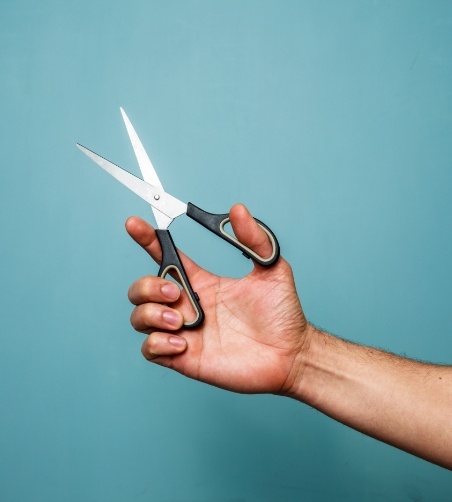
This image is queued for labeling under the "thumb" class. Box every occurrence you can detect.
[229,204,275,263]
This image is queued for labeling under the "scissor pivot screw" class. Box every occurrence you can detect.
[154,194,160,200]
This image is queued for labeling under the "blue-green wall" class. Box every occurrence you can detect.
[1,1,451,500]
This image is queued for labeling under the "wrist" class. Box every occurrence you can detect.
[281,323,322,401]
[283,325,350,407]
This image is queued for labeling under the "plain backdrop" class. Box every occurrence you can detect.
[1,1,451,500]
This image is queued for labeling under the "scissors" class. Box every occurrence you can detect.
[77,108,280,328]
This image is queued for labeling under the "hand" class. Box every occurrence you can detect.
[126,204,311,395]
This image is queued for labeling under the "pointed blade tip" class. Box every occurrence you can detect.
[76,143,88,152]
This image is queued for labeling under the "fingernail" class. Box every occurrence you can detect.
[169,335,186,348]
[162,310,181,326]
[161,283,180,300]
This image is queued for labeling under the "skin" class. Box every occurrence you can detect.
[126,204,452,470]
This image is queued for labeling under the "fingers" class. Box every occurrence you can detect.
[141,332,187,361]
[128,275,180,305]
[130,302,184,332]
[129,276,184,332]
[125,216,201,277]
[129,275,188,361]
[229,203,275,262]
[125,216,163,263]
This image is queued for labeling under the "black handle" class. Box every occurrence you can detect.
[186,202,280,266]
[155,229,205,329]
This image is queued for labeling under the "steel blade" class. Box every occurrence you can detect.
[76,144,187,226]
[119,107,171,229]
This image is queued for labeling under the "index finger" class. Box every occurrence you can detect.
[125,216,202,279]
[125,216,162,263]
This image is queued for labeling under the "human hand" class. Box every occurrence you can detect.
[126,204,312,395]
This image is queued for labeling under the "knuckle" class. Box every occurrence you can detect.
[146,334,159,351]
[130,304,164,333]
[127,284,136,303]
[129,308,141,329]
[128,276,158,304]
[142,334,160,361]
[141,340,154,360]
[142,276,156,300]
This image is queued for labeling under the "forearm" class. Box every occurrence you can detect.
[289,326,452,470]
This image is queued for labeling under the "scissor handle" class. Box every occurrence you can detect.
[186,203,280,266]
[155,229,205,329]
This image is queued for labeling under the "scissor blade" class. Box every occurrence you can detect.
[119,107,171,229]
[76,144,187,224]
[120,108,163,188]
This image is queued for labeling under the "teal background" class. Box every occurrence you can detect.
[1,1,451,500]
